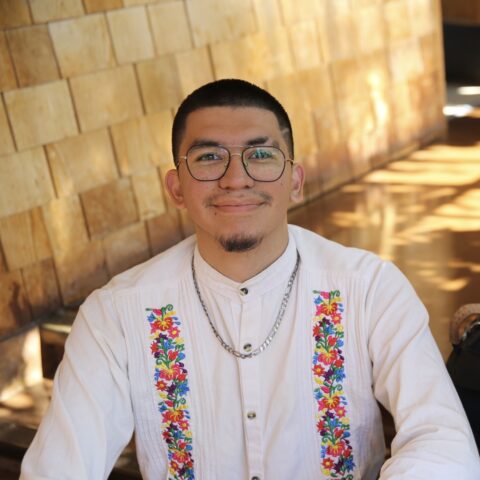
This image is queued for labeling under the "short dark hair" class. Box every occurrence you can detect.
[171,78,294,166]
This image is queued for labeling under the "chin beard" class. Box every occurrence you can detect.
[218,235,261,252]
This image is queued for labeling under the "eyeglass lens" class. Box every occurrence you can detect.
[186,146,287,181]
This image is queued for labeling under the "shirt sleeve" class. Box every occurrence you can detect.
[366,261,480,479]
[20,290,135,480]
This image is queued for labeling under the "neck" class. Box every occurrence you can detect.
[196,227,289,282]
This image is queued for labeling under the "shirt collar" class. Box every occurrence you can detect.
[193,233,298,300]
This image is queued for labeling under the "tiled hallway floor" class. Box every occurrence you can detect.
[289,110,480,359]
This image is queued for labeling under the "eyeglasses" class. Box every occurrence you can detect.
[178,145,293,182]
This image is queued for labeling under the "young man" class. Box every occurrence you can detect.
[21,79,479,479]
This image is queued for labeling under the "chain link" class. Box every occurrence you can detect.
[191,251,300,359]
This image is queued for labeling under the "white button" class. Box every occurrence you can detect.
[243,343,252,352]
[251,477,260,480]
[240,287,249,295]
[247,411,256,419]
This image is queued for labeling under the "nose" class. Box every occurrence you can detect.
[218,152,255,190]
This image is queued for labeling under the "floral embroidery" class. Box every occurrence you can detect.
[147,305,194,480]
[312,290,355,479]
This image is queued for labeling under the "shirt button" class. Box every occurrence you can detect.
[243,343,252,352]
[240,287,249,295]
[247,411,256,419]
[251,477,260,480]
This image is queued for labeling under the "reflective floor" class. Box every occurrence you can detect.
[289,109,480,359]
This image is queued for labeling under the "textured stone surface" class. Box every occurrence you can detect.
[104,222,150,276]
[0,32,17,92]
[84,0,123,13]
[147,210,183,255]
[148,2,192,55]
[0,208,52,271]
[7,25,59,87]
[107,6,154,64]
[0,270,31,336]
[42,195,89,261]
[0,0,31,29]
[110,111,173,176]
[131,168,166,220]
[46,128,118,196]
[0,100,15,156]
[5,80,78,150]
[70,66,143,131]
[175,47,214,98]
[22,258,61,318]
[49,14,115,77]
[0,148,55,217]
[81,178,139,237]
[136,55,183,112]
[29,0,84,23]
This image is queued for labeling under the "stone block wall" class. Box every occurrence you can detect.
[0,0,446,348]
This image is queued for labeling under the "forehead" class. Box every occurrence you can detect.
[181,106,283,147]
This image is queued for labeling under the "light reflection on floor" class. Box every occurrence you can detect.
[289,110,480,359]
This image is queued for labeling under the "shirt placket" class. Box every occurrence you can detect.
[238,288,264,480]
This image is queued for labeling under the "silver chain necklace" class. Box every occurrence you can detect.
[191,250,300,359]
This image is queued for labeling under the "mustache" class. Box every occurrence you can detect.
[205,191,273,206]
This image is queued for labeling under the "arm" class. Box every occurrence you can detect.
[367,262,480,479]
[20,290,134,480]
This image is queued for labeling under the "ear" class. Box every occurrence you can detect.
[289,163,305,204]
[165,168,186,209]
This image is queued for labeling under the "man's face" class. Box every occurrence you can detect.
[165,106,304,253]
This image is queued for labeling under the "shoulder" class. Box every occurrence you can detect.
[288,224,385,280]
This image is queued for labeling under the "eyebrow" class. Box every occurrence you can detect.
[189,136,278,148]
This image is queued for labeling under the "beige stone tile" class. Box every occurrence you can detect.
[22,258,61,318]
[84,0,123,13]
[384,0,412,43]
[211,32,272,85]
[0,148,55,217]
[267,73,318,157]
[132,168,166,220]
[42,195,90,261]
[0,0,31,29]
[0,270,31,336]
[81,178,139,237]
[253,0,282,26]
[7,25,60,87]
[186,0,256,48]
[104,222,150,276]
[420,32,442,75]
[30,0,84,23]
[124,0,160,5]
[356,5,386,54]
[289,21,322,71]
[46,129,118,197]
[148,1,192,55]
[0,99,15,156]
[299,67,335,111]
[0,33,17,92]
[322,0,357,61]
[0,208,52,271]
[136,55,183,112]
[55,239,108,305]
[49,13,115,77]
[389,39,423,84]
[108,6,154,64]
[110,111,173,176]
[409,0,437,37]
[331,58,368,101]
[175,47,214,98]
[71,66,143,132]
[278,0,322,24]
[146,210,183,255]
[5,80,78,150]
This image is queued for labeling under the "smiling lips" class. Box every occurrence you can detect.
[208,194,271,213]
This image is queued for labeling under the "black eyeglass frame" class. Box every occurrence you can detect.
[177,144,294,183]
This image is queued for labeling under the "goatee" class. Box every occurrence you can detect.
[218,235,261,252]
